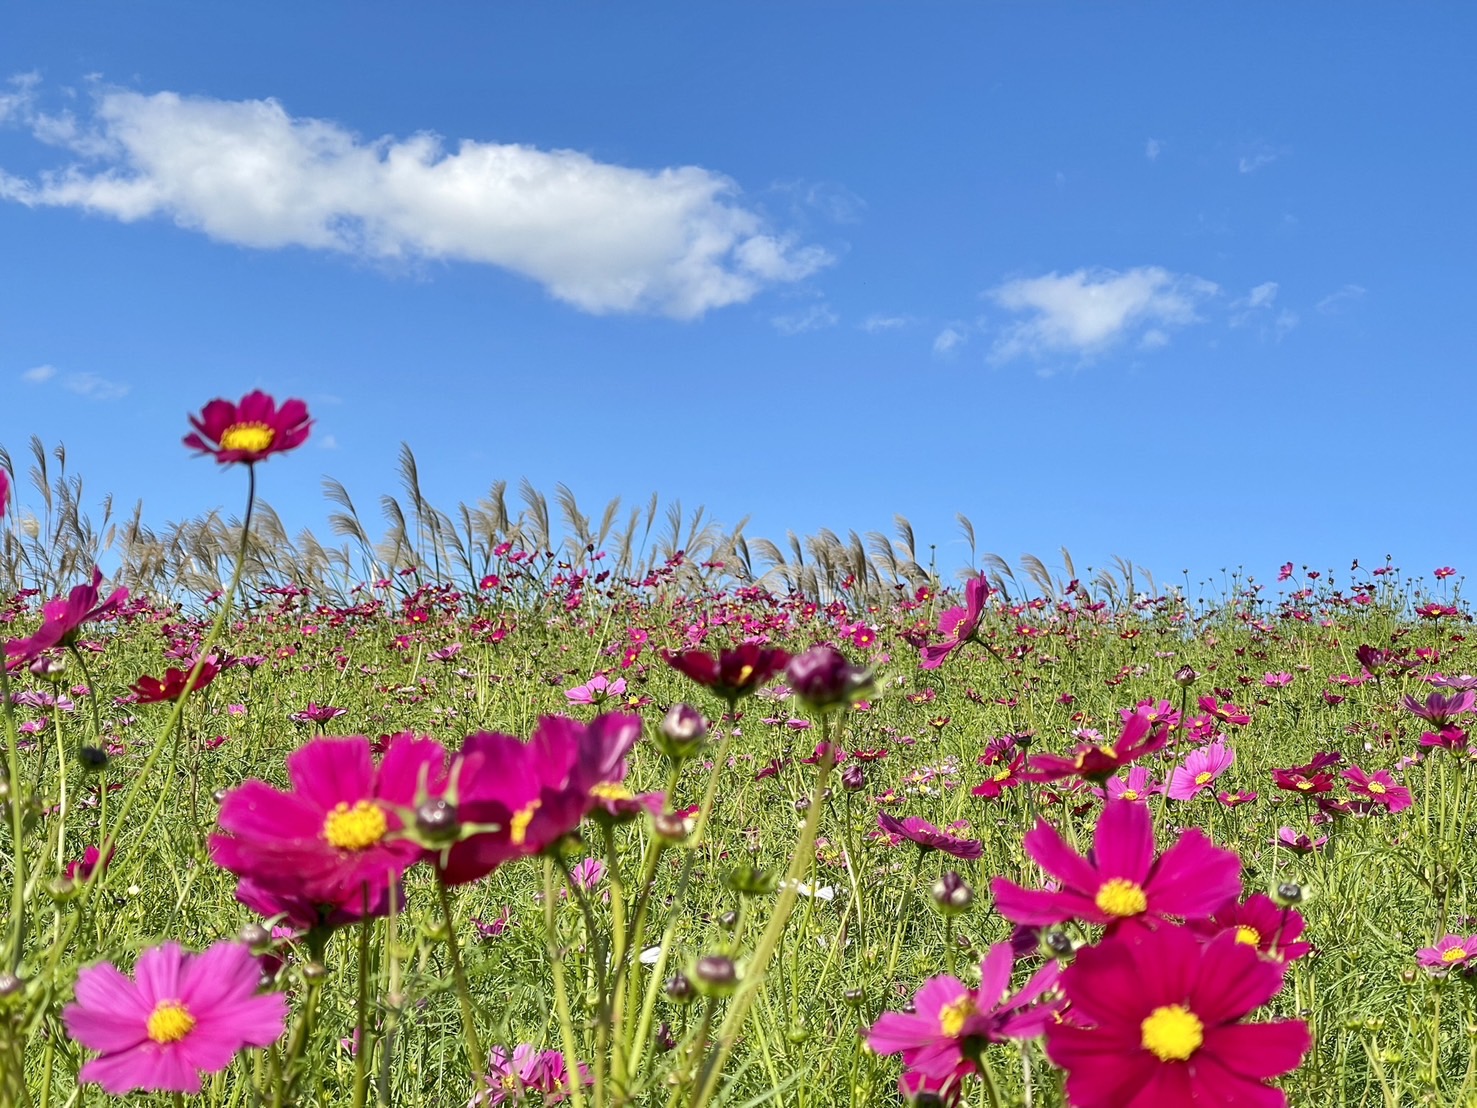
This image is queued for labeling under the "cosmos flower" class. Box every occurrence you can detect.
[1025,710,1170,785]
[877,813,983,860]
[1416,935,1477,976]
[868,943,1062,1084]
[919,575,990,670]
[1166,739,1235,801]
[63,941,287,1094]
[4,568,128,663]
[662,643,791,702]
[1045,925,1310,1108]
[1402,690,1475,728]
[1342,766,1413,813]
[1187,893,1311,963]
[210,734,447,905]
[184,390,312,465]
[129,658,221,705]
[991,799,1241,933]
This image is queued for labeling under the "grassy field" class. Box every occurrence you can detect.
[2,410,1474,1107]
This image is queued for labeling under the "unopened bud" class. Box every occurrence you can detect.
[693,954,739,998]
[654,704,708,759]
[301,961,329,983]
[664,973,694,1004]
[1274,882,1305,907]
[0,972,21,1000]
[931,871,973,915]
[238,923,272,952]
[77,746,109,773]
[725,865,779,896]
[651,811,690,845]
[841,763,865,791]
[30,655,65,682]
[415,798,460,844]
[1174,665,1199,687]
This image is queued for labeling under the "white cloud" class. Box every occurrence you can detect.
[860,313,910,333]
[1230,281,1298,341]
[1145,138,1162,162]
[770,303,838,335]
[318,433,339,450]
[1238,144,1279,174]
[988,266,1217,364]
[1316,284,1366,314]
[1246,281,1278,309]
[932,326,966,356]
[20,364,127,400]
[0,82,831,319]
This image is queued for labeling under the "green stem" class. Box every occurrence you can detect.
[2,664,30,973]
[546,857,590,1108]
[434,871,485,1078]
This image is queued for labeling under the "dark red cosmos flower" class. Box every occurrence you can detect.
[184,390,312,465]
[4,568,128,663]
[1024,710,1170,785]
[1271,768,1333,796]
[787,644,872,710]
[662,644,791,702]
[129,658,221,704]
[877,813,983,860]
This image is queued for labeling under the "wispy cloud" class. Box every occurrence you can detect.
[22,364,128,400]
[932,325,967,357]
[1145,138,1162,162]
[1229,280,1298,340]
[1316,284,1366,314]
[771,303,838,335]
[859,313,911,333]
[0,80,832,319]
[1237,142,1280,174]
[987,266,1217,364]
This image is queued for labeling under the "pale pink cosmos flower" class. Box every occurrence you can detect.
[1166,739,1235,801]
[565,673,627,705]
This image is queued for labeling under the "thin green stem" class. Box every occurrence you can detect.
[434,870,485,1079]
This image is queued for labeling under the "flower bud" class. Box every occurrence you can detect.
[725,865,779,896]
[300,961,329,983]
[651,811,691,845]
[238,923,272,952]
[930,871,973,916]
[693,954,739,998]
[30,655,65,682]
[664,974,694,1004]
[414,798,460,844]
[841,762,865,792]
[842,987,865,1007]
[77,745,109,774]
[654,703,708,759]
[786,646,873,711]
[1273,882,1306,907]
[1174,665,1199,687]
[0,972,21,1000]
[1042,929,1076,959]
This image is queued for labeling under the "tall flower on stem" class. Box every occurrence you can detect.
[1024,709,1170,785]
[1166,739,1235,801]
[919,575,990,669]
[184,390,312,465]
[1045,925,1310,1108]
[4,568,128,663]
[661,643,791,703]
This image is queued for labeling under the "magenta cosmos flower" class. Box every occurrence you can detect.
[877,812,983,861]
[129,658,220,705]
[1187,893,1311,964]
[1416,935,1477,976]
[436,713,641,885]
[4,567,128,663]
[991,799,1241,933]
[1342,766,1413,813]
[184,389,312,465]
[919,574,991,670]
[63,941,287,1095]
[1025,710,1170,785]
[210,734,447,905]
[0,466,8,520]
[869,942,1062,1086]
[1046,925,1310,1108]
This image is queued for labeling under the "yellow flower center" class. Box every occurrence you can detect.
[735,664,754,685]
[322,801,388,851]
[1296,780,1313,791]
[146,1000,196,1044]
[1094,878,1148,917]
[1140,1004,1203,1062]
[590,782,632,801]
[1120,788,1140,801]
[1367,781,1387,795]
[993,767,1012,782]
[1235,926,1261,947]
[1076,744,1117,769]
[510,799,542,846]
[938,995,978,1037]
[1443,947,1469,963]
[219,422,276,453]
[1195,771,1213,786]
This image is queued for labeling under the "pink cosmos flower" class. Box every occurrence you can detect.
[0,467,8,521]
[1403,690,1475,728]
[184,390,312,465]
[1045,925,1310,1108]
[868,943,1062,1085]
[63,941,287,1094]
[662,644,791,702]
[1166,739,1235,801]
[211,734,447,905]
[1105,766,1162,803]
[920,575,990,670]
[4,568,128,663]
[565,673,627,705]
[1342,766,1413,813]
[877,812,983,860]
[991,799,1241,933]
[1187,893,1311,963]
[1416,935,1477,975]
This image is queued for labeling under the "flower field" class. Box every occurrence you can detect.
[2,393,1474,1107]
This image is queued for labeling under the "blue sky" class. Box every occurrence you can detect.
[1,5,1471,596]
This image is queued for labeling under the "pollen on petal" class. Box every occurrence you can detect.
[1094,877,1147,917]
[1140,1004,1203,1061]
[146,999,196,1044]
[323,800,388,850]
[510,799,542,846]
